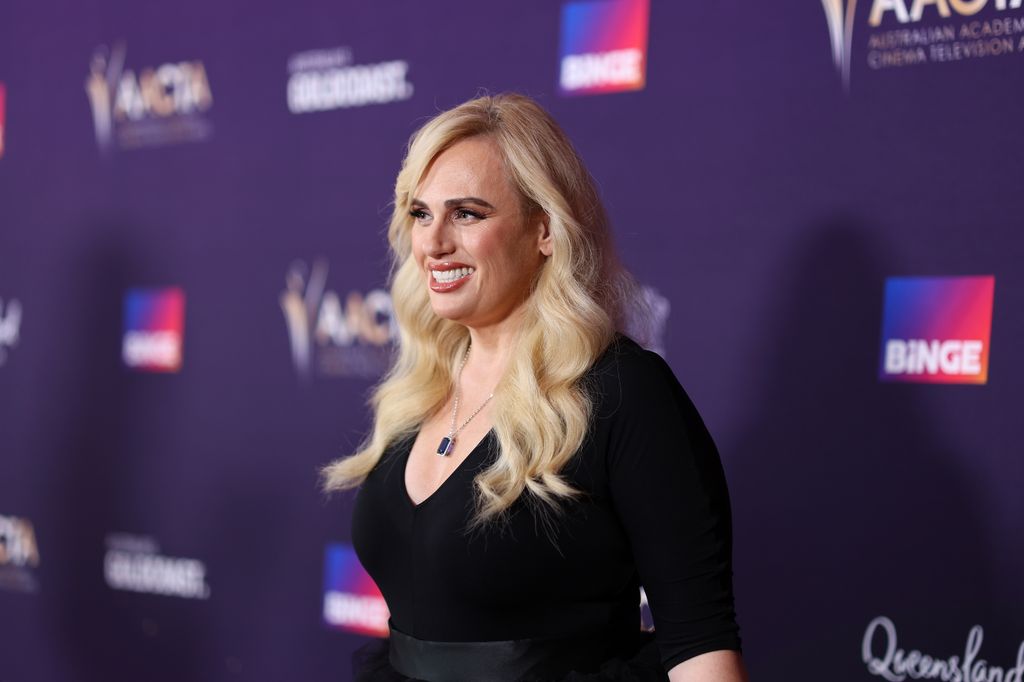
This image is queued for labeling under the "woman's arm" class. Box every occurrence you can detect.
[668,649,749,682]
[599,341,745,678]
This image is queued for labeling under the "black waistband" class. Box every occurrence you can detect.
[387,624,643,681]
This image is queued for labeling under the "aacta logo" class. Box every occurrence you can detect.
[122,288,185,373]
[0,296,22,366]
[558,0,649,95]
[280,259,396,380]
[85,43,213,152]
[821,0,859,90]
[0,82,7,158]
[869,0,1023,26]
[878,276,995,384]
[0,515,40,568]
[821,0,1023,89]
[0,514,41,593]
[625,285,671,358]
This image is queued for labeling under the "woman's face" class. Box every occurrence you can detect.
[409,136,551,331]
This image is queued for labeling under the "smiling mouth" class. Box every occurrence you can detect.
[431,267,475,284]
[428,265,475,293]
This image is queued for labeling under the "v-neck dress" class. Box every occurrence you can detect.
[350,335,741,678]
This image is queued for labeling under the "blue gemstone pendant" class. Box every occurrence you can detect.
[436,436,454,457]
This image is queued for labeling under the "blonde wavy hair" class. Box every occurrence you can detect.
[322,93,638,524]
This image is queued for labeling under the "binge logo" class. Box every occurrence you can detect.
[323,543,389,637]
[879,276,995,384]
[558,0,650,96]
[123,288,185,372]
[0,82,6,158]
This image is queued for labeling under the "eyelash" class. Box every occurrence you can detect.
[453,208,484,221]
[408,208,486,223]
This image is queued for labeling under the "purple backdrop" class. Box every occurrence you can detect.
[1,0,1022,680]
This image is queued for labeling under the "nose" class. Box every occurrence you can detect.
[422,216,456,260]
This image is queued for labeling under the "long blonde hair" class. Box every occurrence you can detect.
[322,93,638,524]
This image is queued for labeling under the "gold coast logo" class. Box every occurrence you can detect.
[286,46,413,114]
[822,0,1024,89]
[0,514,41,594]
[280,259,397,381]
[104,533,211,599]
[84,43,214,152]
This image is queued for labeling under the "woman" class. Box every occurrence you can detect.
[323,93,747,681]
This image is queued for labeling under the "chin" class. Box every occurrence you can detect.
[428,302,471,324]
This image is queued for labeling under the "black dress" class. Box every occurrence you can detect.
[350,335,741,680]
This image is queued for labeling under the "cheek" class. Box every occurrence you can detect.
[478,248,535,295]
[409,232,426,264]
[470,230,514,268]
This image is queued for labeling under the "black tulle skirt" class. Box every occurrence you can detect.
[351,631,669,682]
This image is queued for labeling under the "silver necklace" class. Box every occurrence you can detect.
[436,344,494,457]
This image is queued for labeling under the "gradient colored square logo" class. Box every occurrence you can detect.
[558,0,649,96]
[323,543,388,637]
[122,288,185,372]
[0,82,6,158]
[879,276,994,384]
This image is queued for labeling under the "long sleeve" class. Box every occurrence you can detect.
[601,342,741,670]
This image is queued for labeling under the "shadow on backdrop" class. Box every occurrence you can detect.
[38,226,209,682]
[727,219,997,677]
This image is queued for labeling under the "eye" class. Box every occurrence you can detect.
[409,208,430,223]
[452,208,484,222]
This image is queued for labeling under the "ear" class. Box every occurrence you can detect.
[536,213,553,257]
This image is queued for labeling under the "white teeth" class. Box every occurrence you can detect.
[431,267,474,283]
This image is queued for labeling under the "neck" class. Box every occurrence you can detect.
[463,305,526,381]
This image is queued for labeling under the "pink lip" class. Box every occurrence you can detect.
[427,262,474,293]
[428,261,472,271]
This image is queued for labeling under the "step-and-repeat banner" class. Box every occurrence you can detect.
[1,0,1022,680]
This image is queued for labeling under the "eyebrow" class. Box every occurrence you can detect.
[410,197,496,210]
